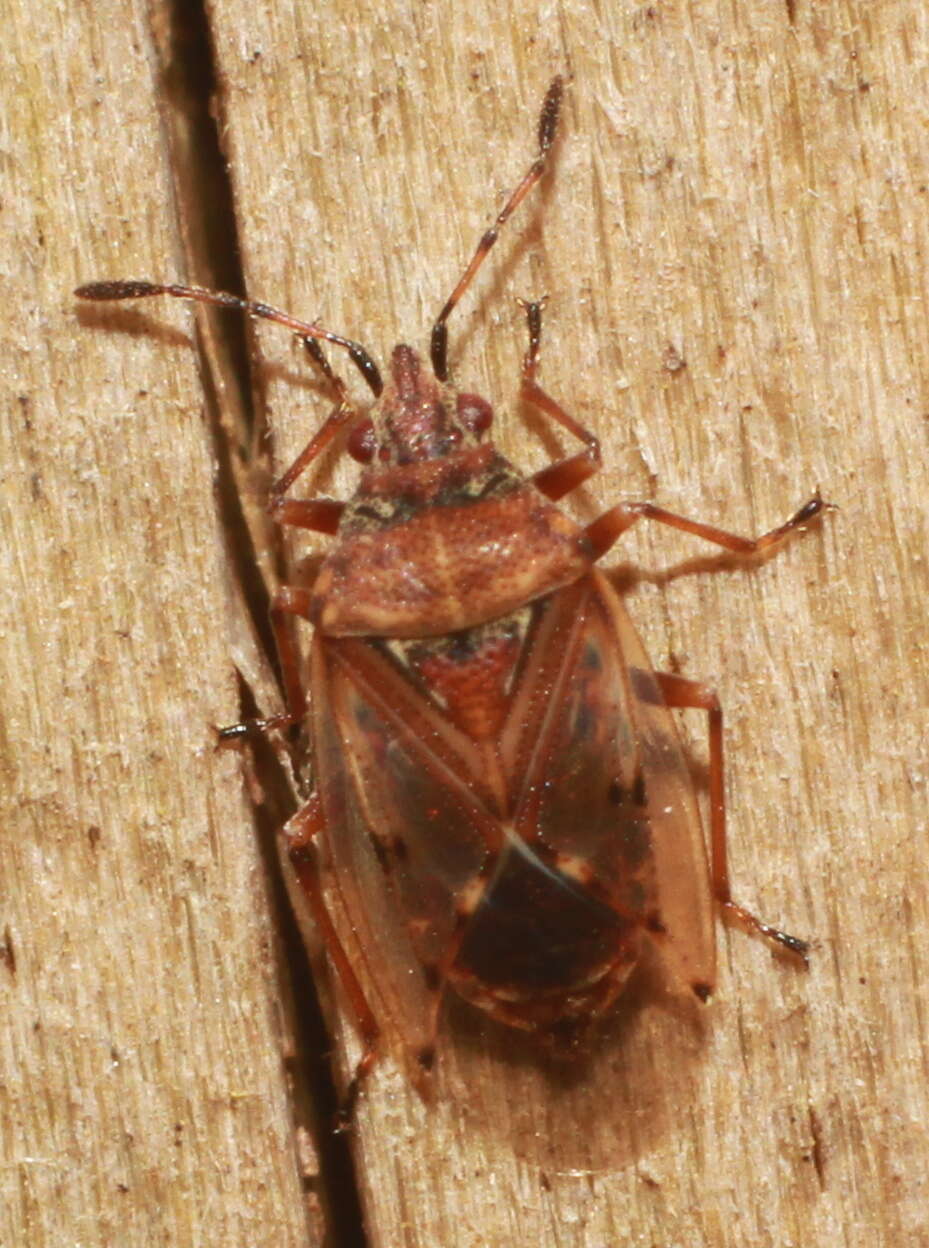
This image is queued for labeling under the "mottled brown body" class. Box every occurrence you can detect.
[303,343,659,1038]
[76,76,827,1106]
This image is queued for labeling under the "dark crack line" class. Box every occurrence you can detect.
[150,3,368,1244]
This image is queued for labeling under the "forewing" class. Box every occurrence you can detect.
[501,579,650,917]
[311,634,499,1056]
[501,573,716,995]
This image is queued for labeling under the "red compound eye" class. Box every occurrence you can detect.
[457,393,494,437]
[347,419,376,462]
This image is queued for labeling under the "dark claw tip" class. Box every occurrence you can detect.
[215,722,250,751]
[777,931,811,964]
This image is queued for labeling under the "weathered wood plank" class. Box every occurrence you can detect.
[4,1,927,1244]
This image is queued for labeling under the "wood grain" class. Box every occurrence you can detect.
[0,2,317,1245]
[3,1,927,1245]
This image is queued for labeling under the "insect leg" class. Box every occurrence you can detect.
[270,495,345,534]
[225,347,354,740]
[585,493,832,562]
[268,396,357,506]
[653,671,809,961]
[430,76,564,381]
[516,297,602,501]
[217,586,313,744]
[286,793,381,1121]
[301,334,350,404]
[270,335,362,504]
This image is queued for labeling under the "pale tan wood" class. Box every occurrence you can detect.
[0,2,318,1246]
[5,0,928,1245]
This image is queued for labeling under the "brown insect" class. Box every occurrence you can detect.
[76,78,828,1104]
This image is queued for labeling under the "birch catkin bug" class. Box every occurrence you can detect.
[76,77,829,1103]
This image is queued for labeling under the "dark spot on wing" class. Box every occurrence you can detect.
[630,665,662,706]
[607,778,625,806]
[368,833,391,873]
[422,963,441,992]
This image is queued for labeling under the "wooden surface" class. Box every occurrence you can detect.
[3,1,928,1245]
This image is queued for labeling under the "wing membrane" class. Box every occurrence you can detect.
[503,573,716,993]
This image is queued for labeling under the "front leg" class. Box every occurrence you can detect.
[516,297,603,502]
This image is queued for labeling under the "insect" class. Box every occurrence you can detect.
[76,78,828,1105]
